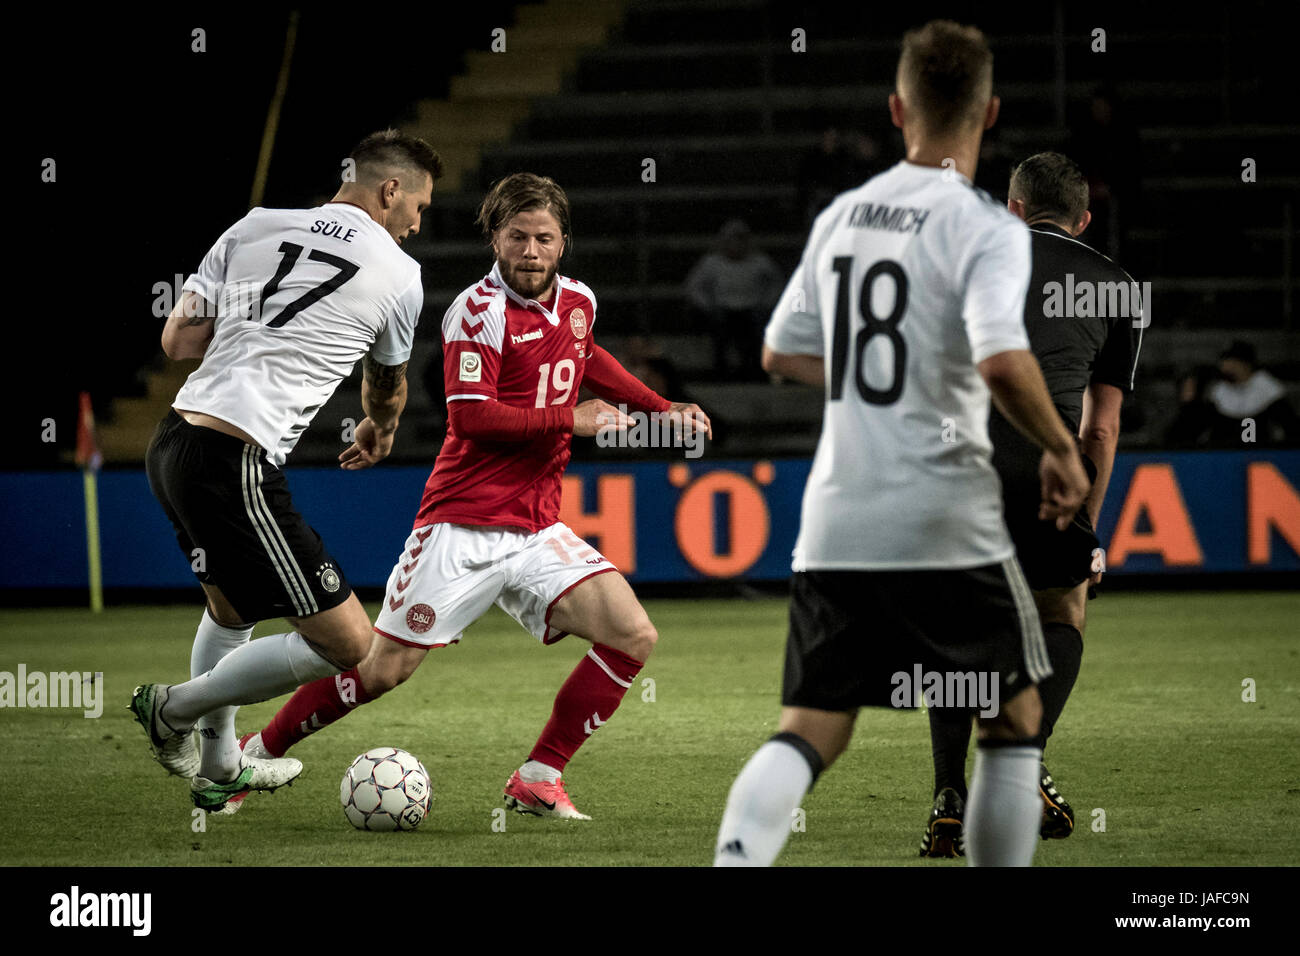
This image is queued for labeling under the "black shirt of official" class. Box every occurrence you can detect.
[990,222,1142,487]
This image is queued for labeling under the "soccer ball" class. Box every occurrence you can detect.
[340,747,432,831]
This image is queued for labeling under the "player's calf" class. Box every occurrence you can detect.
[290,593,375,670]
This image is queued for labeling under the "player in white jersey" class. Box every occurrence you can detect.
[130,130,442,812]
[715,21,1089,867]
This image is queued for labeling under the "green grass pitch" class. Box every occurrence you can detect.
[0,591,1296,866]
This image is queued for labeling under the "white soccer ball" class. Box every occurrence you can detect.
[340,747,433,831]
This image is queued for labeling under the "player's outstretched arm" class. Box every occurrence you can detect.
[340,355,408,470]
[1079,382,1124,528]
[761,345,823,387]
[572,399,631,438]
[979,349,1089,530]
[581,345,712,440]
[160,291,217,360]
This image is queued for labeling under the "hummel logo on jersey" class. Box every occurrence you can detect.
[510,328,544,345]
[461,317,484,338]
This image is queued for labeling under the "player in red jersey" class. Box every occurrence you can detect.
[235,173,711,819]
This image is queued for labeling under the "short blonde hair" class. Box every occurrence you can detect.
[896,20,994,134]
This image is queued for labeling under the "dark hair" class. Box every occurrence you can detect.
[897,20,993,133]
[476,173,572,249]
[1220,339,1257,368]
[347,129,443,186]
[1009,151,1090,226]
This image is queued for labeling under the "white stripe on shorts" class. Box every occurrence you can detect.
[1002,557,1051,683]
[241,445,316,617]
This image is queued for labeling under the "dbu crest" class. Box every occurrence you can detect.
[569,308,588,340]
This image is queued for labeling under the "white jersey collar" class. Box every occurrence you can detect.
[490,261,561,326]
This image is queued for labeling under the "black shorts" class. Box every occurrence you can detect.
[998,451,1101,592]
[782,563,1050,713]
[146,410,352,623]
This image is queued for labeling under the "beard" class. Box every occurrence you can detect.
[502,260,557,301]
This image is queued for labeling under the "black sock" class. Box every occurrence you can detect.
[928,706,974,799]
[1033,622,1084,751]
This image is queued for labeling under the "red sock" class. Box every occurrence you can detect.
[260,666,375,757]
[528,644,644,772]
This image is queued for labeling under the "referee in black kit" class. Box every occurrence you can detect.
[920,151,1144,858]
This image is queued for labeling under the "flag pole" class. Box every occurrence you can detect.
[76,390,104,613]
[249,10,299,210]
[83,467,103,613]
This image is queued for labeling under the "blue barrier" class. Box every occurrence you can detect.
[2,451,1297,588]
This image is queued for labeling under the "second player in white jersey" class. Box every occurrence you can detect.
[766,160,1032,570]
[174,202,423,464]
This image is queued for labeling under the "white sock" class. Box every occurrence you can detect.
[966,745,1043,867]
[714,739,815,867]
[164,631,340,727]
[190,611,253,781]
[520,760,561,783]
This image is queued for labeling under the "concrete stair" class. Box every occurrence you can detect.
[96,360,198,463]
[406,0,627,191]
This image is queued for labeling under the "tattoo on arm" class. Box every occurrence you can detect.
[364,355,407,392]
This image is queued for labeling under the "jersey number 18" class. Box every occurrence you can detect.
[829,256,908,405]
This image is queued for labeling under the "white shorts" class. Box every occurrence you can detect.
[372,522,617,648]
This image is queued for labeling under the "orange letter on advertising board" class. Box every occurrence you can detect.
[559,474,635,572]
[674,471,770,577]
[1108,464,1203,567]
[1247,462,1300,564]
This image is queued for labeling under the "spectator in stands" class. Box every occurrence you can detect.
[1164,364,1224,447]
[684,219,783,381]
[1208,340,1300,445]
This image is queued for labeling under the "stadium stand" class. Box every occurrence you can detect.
[91,1,1298,463]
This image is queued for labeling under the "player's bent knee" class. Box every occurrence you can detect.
[358,635,426,696]
[338,644,367,670]
[328,626,371,669]
[622,618,657,661]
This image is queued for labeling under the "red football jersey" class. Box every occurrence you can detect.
[414,262,597,532]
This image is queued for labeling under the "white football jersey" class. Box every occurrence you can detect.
[766,161,1032,569]
[173,203,423,464]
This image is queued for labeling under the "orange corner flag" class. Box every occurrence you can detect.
[75,391,102,471]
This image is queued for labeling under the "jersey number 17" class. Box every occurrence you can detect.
[257,241,360,328]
